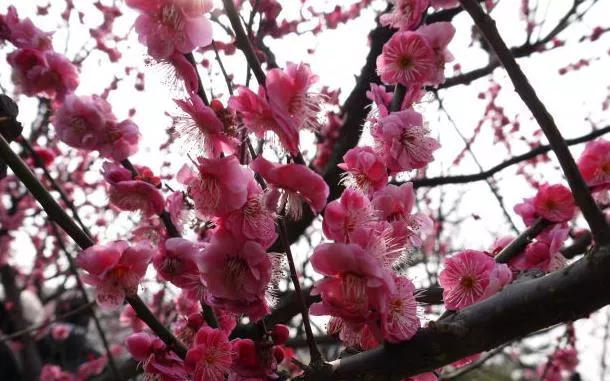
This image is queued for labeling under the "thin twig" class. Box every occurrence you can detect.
[411,125,610,188]
[278,217,323,366]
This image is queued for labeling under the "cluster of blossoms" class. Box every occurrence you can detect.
[0,7,78,102]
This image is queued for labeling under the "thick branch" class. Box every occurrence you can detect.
[328,244,610,380]
[458,0,609,244]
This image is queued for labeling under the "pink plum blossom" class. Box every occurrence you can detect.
[229,62,324,156]
[376,31,436,86]
[0,6,53,50]
[509,241,567,273]
[380,0,430,31]
[198,232,273,321]
[309,242,395,325]
[153,237,201,289]
[439,250,512,310]
[372,183,433,250]
[430,0,460,9]
[77,240,154,309]
[184,327,232,381]
[533,184,577,223]
[39,365,75,381]
[127,0,214,59]
[266,62,324,133]
[251,157,329,219]
[53,94,116,150]
[338,146,389,193]
[380,275,420,343]
[221,182,278,250]
[103,162,165,217]
[7,48,79,101]
[50,323,72,341]
[174,94,239,157]
[126,332,187,380]
[53,94,141,161]
[578,138,610,191]
[372,109,440,173]
[417,21,456,85]
[230,338,278,381]
[178,155,252,217]
[322,188,375,242]
[513,196,537,226]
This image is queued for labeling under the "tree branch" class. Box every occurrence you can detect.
[410,126,610,188]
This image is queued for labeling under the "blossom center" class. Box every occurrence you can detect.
[460,276,476,289]
[399,55,413,69]
[160,4,183,30]
[225,257,248,284]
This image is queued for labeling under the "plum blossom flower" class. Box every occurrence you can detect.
[40,365,75,381]
[266,62,324,133]
[50,323,72,341]
[309,242,395,325]
[230,338,278,381]
[7,48,79,101]
[380,0,430,31]
[513,196,537,226]
[221,182,278,250]
[229,62,324,156]
[77,240,154,309]
[198,232,273,321]
[509,240,567,273]
[184,327,232,381]
[380,275,420,343]
[376,31,436,86]
[126,332,188,380]
[322,188,375,242]
[153,237,201,289]
[251,157,329,220]
[372,109,440,173]
[174,94,239,157]
[53,95,116,150]
[338,146,388,194]
[102,162,165,217]
[533,184,577,223]
[127,0,214,59]
[578,138,610,191]
[53,95,141,161]
[417,21,456,85]
[0,6,53,50]
[178,155,252,217]
[372,183,433,251]
[439,250,512,310]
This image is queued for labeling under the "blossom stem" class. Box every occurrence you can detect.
[222,0,266,86]
[459,0,610,245]
[0,132,189,360]
[277,217,323,366]
[391,84,406,112]
[494,218,550,264]
[184,52,210,106]
[19,136,94,239]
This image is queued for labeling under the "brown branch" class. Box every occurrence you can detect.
[495,218,550,263]
[410,125,610,188]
